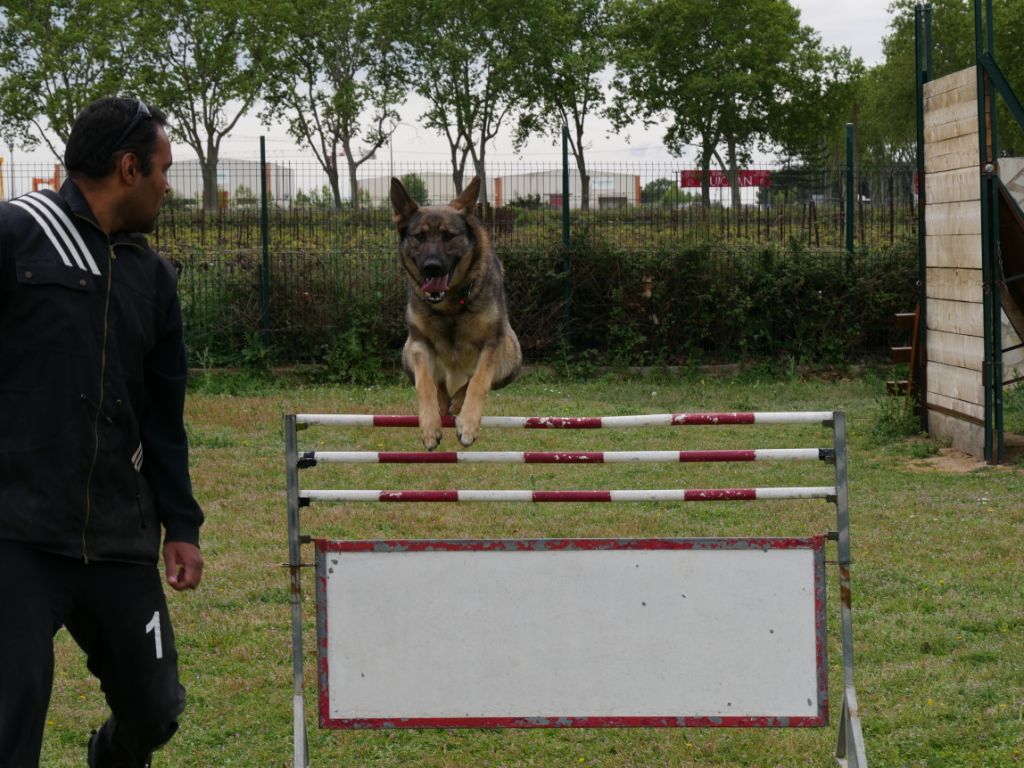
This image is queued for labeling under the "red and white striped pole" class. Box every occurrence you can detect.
[296,412,834,429]
[306,448,825,464]
[300,487,836,504]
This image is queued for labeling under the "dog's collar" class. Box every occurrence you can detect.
[456,280,476,308]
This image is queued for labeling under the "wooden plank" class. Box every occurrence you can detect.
[925,167,980,205]
[927,360,984,406]
[927,130,979,159]
[923,83,974,112]
[998,182,1024,342]
[894,312,917,330]
[891,347,912,363]
[927,392,985,423]
[1001,308,1024,385]
[926,328,984,370]
[1000,157,1024,208]
[923,66,977,98]
[925,149,979,175]
[926,298,984,337]
[924,116,980,144]
[926,266,983,303]
[925,201,982,237]
[924,99,980,131]
[925,234,981,269]
[927,409,984,458]
[923,84,977,115]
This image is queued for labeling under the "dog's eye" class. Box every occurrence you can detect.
[413,232,427,242]
[441,231,455,241]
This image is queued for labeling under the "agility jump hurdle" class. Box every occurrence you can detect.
[284,410,867,767]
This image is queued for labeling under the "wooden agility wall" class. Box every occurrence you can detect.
[924,66,986,455]
[923,66,1024,456]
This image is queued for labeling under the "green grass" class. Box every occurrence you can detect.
[39,371,1024,767]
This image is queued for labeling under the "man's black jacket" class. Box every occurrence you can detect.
[0,180,203,564]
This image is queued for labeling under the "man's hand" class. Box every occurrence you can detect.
[163,541,204,590]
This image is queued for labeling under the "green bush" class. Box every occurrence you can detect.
[178,238,917,368]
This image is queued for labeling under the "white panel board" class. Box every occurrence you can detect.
[315,538,827,729]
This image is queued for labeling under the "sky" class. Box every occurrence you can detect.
[228,0,897,167]
[9,1,898,170]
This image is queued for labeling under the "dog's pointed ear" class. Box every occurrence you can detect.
[451,176,481,216]
[390,177,418,231]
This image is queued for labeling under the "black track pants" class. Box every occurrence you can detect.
[0,540,185,767]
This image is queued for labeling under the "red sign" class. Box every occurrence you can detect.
[680,170,772,188]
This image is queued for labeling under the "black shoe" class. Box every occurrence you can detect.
[87,729,106,768]
[87,726,153,768]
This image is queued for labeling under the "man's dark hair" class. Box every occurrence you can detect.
[64,97,168,179]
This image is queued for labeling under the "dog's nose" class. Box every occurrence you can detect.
[422,256,446,278]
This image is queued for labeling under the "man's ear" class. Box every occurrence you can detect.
[117,151,141,185]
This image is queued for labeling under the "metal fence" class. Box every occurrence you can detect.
[2,157,919,366]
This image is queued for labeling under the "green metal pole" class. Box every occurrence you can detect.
[986,0,1004,463]
[845,123,854,256]
[260,137,271,345]
[561,124,572,351]
[925,4,933,73]
[915,4,931,432]
[974,0,995,462]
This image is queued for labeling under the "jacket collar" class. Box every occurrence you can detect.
[59,178,102,230]
[59,178,147,249]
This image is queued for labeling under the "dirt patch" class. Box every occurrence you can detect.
[906,433,1024,472]
[908,448,988,473]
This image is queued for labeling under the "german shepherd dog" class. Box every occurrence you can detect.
[390,176,522,449]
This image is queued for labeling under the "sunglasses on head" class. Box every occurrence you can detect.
[110,100,152,152]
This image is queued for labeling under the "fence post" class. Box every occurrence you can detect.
[561,124,572,351]
[845,123,855,256]
[260,137,271,344]
[6,142,15,199]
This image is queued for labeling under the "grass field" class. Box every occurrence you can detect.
[39,368,1023,767]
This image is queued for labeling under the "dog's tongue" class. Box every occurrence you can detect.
[422,276,449,293]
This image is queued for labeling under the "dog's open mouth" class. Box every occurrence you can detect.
[421,276,449,303]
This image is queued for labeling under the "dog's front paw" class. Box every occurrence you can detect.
[449,386,467,416]
[455,414,480,447]
[420,414,443,450]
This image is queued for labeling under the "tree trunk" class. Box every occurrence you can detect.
[572,118,590,212]
[727,137,742,211]
[344,159,359,211]
[447,140,466,195]
[700,153,712,209]
[577,160,590,212]
[201,147,220,213]
[472,151,488,208]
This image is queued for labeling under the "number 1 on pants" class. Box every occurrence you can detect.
[145,611,163,660]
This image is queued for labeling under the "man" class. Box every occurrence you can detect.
[0,97,204,767]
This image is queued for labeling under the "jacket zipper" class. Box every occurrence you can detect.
[81,242,114,563]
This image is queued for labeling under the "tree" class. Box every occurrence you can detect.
[260,0,406,210]
[641,177,694,206]
[139,0,269,211]
[610,0,839,208]
[0,0,142,157]
[767,41,863,171]
[515,0,611,211]
[399,172,429,204]
[385,0,545,204]
[860,0,1024,167]
[641,178,675,204]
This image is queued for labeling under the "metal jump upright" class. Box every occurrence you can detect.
[284,410,867,767]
